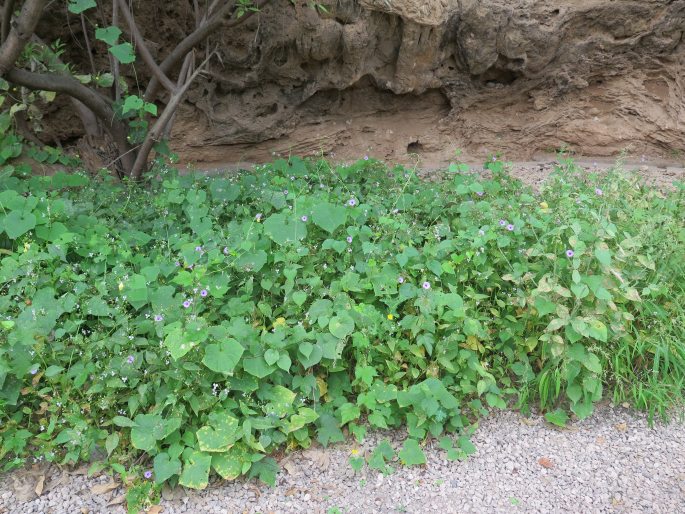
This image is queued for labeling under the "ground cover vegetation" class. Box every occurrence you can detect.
[0,146,684,510]
[1,1,684,512]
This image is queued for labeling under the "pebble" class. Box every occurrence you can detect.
[0,407,684,513]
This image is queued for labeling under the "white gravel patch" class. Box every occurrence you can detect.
[2,406,684,514]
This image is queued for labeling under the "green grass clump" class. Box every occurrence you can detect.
[0,155,683,501]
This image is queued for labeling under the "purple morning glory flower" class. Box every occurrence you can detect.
[223,247,229,255]
[348,198,357,207]
[346,236,353,243]
[476,191,484,197]
[283,189,289,196]
[30,368,38,375]
[174,261,181,267]
[422,281,431,290]
[492,156,497,162]
[127,355,134,364]
[200,289,208,297]
[566,249,575,258]
[195,245,203,252]
[144,470,153,479]
[255,213,263,221]
[154,314,164,322]
[499,219,507,226]
[595,188,603,196]
[507,224,514,231]
[398,276,405,284]
[364,155,369,161]
[301,215,308,222]
[183,300,191,308]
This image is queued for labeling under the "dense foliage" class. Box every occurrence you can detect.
[0,155,683,509]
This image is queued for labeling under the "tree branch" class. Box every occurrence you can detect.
[6,68,115,127]
[111,0,121,101]
[1,0,16,43]
[31,33,101,139]
[115,0,176,94]
[80,13,96,76]
[0,0,47,77]
[131,52,214,179]
[5,67,135,173]
[143,0,270,102]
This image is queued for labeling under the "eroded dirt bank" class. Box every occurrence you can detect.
[42,0,685,168]
[172,0,685,167]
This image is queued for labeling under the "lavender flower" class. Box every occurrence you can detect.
[506,224,514,231]
[476,191,484,197]
[195,245,203,252]
[127,355,134,364]
[566,249,575,258]
[398,276,405,284]
[499,219,507,226]
[200,289,208,297]
[364,155,369,161]
[283,189,289,196]
[183,300,191,308]
[174,261,181,267]
[422,281,431,290]
[223,247,229,255]
[144,470,153,479]
[348,198,357,207]
[595,188,603,196]
[30,368,38,375]
[346,236,353,243]
[301,215,308,222]
[154,314,164,322]
[255,213,263,221]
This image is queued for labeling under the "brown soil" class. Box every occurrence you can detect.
[36,0,685,171]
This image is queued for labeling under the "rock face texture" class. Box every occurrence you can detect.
[50,0,685,166]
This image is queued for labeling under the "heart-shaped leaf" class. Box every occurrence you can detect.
[329,314,354,339]
[109,43,136,64]
[264,349,280,366]
[154,452,182,483]
[312,202,347,233]
[263,213,307,246]
[197,412,239,452]
[202,339,244,374]
[4,210,36,239]
[95,26,121,45]
[399,439,426,466]
[179,449,212,490]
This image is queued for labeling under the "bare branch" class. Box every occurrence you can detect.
[115,0,177,94]
[131,52,214,179]
[144,0,271,102]
[80,13,96,76]
[163,50,194,139]
[1,0,16,43]
[111,0,121,101]
[0,0,47,77]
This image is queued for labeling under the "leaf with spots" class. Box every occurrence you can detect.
[197,411,240,452]
[179,449,212,490]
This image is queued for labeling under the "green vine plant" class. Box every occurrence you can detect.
[0,0,271,179]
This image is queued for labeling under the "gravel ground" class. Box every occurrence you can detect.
[1,406,684,514]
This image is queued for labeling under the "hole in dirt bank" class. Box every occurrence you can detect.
[480,67,521,86]
[407,141,424,154]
